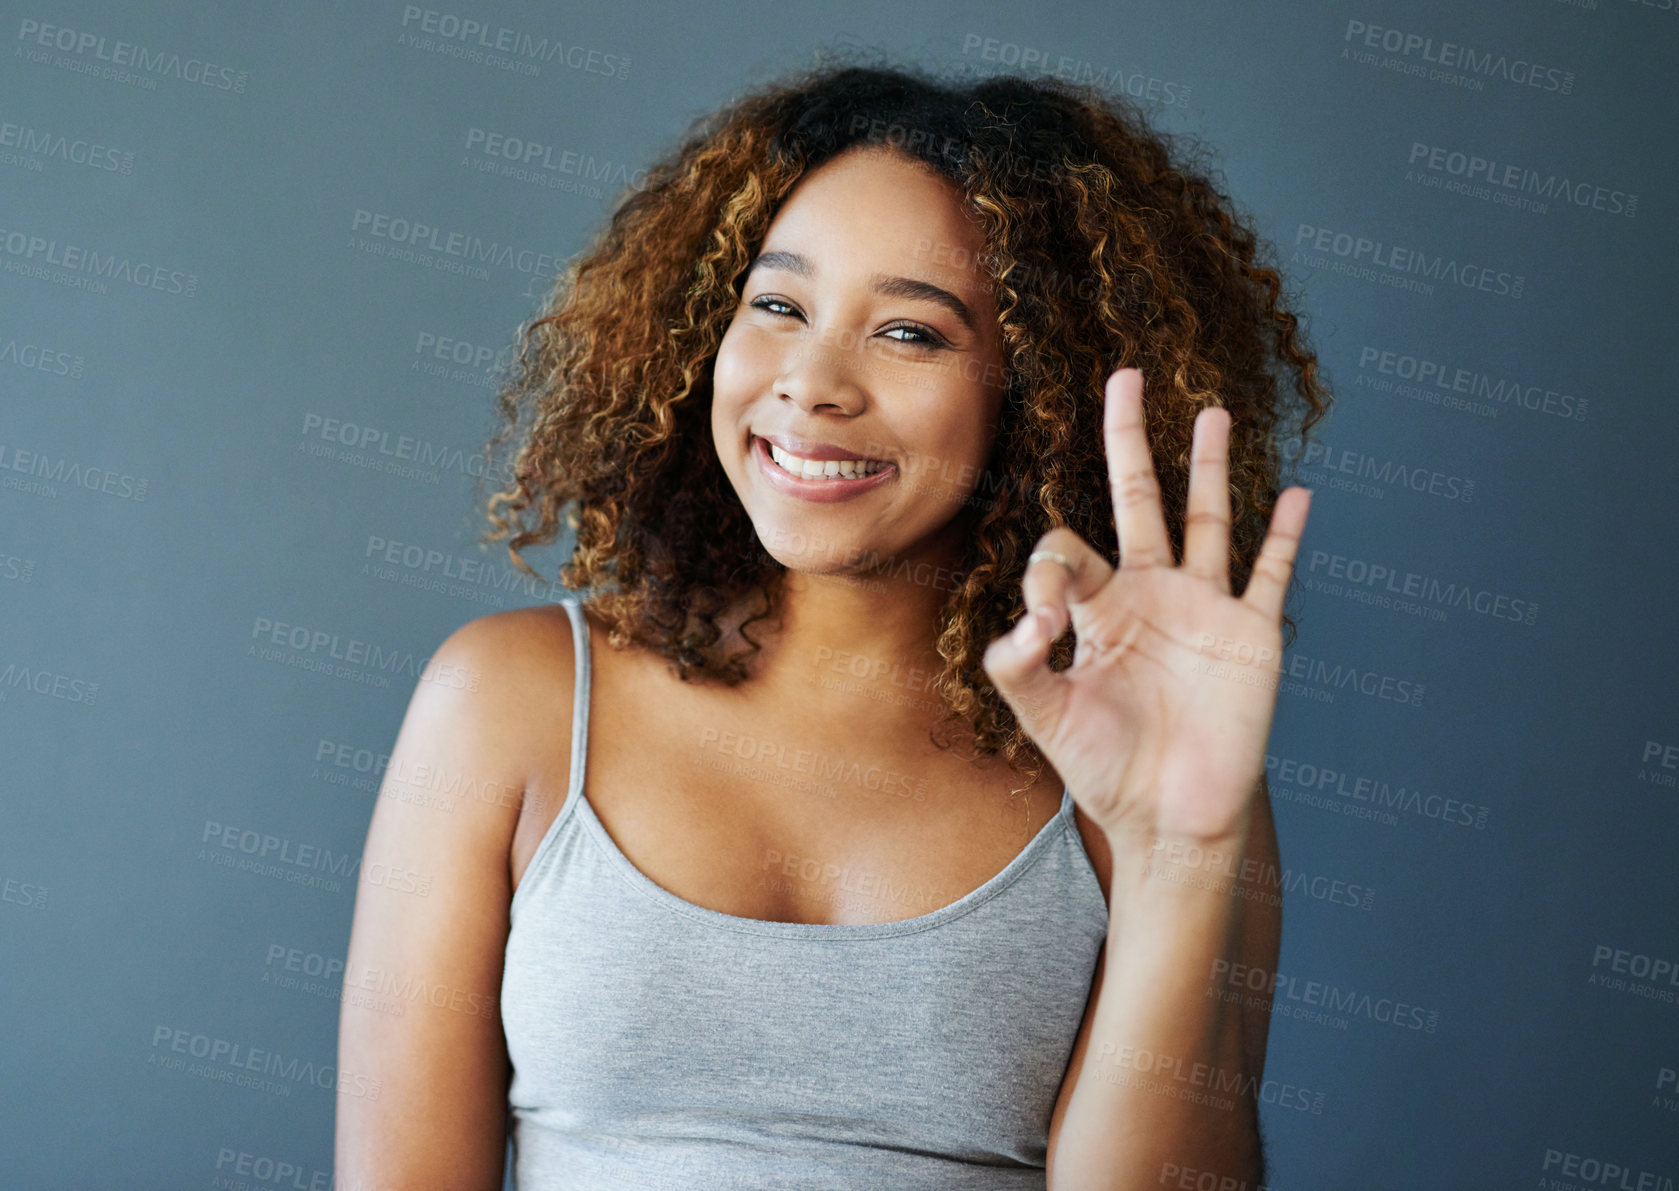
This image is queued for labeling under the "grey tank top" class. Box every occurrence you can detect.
[501,596,1110,1190]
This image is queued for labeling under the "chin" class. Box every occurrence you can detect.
[755,526,851,571]
[746,515,867,574]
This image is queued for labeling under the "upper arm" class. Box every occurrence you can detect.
[335,611,557,1189]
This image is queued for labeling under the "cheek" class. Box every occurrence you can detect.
[711,329,770,409]
[892,415,992,510]
[709,340,750,455]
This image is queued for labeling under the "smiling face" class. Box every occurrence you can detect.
[710,145,1009,580]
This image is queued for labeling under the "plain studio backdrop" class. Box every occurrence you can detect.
[2,1,1676,1187]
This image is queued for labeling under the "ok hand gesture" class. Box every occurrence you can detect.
[982,368,1311,848]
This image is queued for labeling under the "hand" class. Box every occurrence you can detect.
[982,368,1311,847]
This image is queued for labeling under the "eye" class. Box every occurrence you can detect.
[881,322,947,350]
[746,296,947,351]
[748,295,802,319]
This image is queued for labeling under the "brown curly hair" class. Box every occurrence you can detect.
[478,57,1331,780]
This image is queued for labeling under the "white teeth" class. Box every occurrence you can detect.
[767,441,886,480]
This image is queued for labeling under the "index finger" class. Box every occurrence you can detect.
[1104,368,1173,570]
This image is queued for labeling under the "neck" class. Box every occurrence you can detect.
[732,532,971,747]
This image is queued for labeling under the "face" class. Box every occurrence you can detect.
[710,145,1008,581]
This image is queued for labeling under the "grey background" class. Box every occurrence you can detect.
[3,1,1676,1187]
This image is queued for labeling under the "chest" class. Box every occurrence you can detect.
[507,642,1112,926]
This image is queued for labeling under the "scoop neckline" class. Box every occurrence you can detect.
[570,783,1078,940]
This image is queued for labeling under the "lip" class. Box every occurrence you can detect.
[757,432,891,463]
[750,434,896,503]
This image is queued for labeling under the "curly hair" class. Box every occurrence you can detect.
[478,56,1331,781]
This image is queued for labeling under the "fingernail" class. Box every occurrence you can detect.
[1014,607,1044,644]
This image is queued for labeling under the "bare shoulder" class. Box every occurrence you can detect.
[442,600,579,695]
[435,600,586,815]
[444,601,596,885]
[347,600,587,894]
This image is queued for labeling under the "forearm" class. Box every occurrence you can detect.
[1049,828,1264,1191]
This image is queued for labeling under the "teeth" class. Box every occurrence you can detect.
[767,441,886,480]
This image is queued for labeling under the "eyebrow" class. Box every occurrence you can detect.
[745,249,977,335]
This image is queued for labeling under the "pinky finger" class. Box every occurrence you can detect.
[1240,487,1312,622]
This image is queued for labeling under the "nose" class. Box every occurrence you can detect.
[773,335,866,416]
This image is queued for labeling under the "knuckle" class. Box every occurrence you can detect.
[1112,468,1159,508]
[1184,510,1230,529]
[1250,557,1292,584]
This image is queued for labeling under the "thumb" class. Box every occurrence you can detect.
[982,606,1068,742]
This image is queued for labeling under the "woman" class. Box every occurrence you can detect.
[337,59,1327,1190]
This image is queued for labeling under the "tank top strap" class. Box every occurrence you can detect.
[509,596,595,919]
[560,595,592,805]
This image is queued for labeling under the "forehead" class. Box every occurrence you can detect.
[760,147,987,279]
